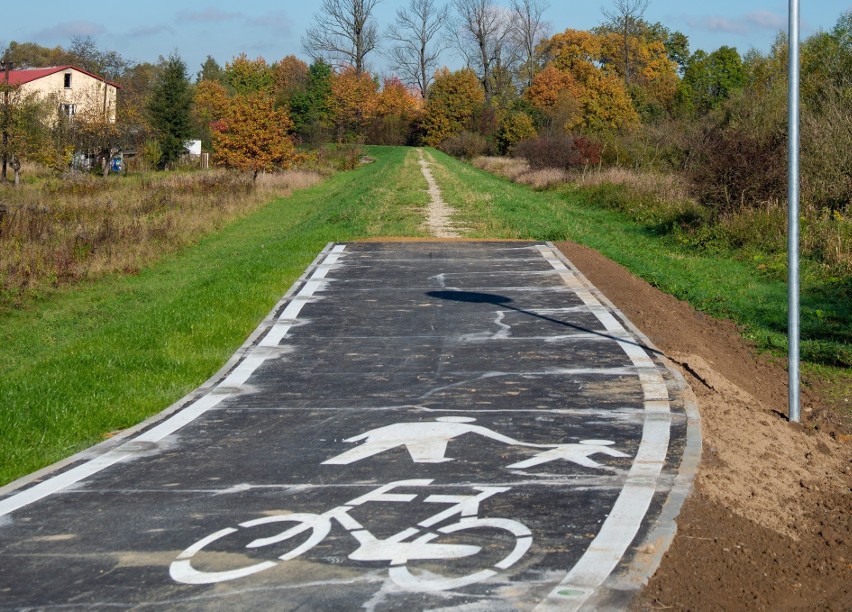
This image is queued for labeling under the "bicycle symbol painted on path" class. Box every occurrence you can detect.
[170,418,630,592]
[170,479,531,591]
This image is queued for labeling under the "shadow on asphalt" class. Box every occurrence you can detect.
[427,290,663,356]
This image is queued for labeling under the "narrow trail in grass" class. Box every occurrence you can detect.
[417,148,462,238]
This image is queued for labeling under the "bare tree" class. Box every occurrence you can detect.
[386,0,450,98]
[302,0,381,75]
[451,0,514,101]
[601,0,650,87]
[510,0,549,88]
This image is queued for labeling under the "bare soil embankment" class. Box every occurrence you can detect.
[555,241,851,611]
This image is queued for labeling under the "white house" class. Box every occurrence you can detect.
[4,65,119,122]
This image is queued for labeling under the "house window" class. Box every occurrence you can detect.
[60,103,76,117]
[64,73,72,88]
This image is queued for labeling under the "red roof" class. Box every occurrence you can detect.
[2,65,120,88]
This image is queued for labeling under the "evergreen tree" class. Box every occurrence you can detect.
[197,55,225,84]
[289,60,333,142]
[147,54,193,169]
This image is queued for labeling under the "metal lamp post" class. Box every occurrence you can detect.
[788,0,801,423]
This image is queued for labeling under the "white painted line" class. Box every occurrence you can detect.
[259,260,340,348]
[0,245,347,519]
[534,244,672,611]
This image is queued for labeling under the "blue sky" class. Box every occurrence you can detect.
[2,1,849,77]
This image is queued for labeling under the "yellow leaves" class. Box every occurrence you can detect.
[423,68,485,147]
[536,29,642,133]
[193,80,230,125]
[543,29,602,80]
[225,54,274,96]
[328,66,380,137]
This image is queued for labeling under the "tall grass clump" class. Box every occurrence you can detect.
[472,157,570,190]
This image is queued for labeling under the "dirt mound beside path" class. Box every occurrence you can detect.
[555,241,851,610]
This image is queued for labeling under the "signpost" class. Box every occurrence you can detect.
[788,0,801,423]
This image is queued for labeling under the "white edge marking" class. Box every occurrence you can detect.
[0,244,346,518]
[533,244,672,612]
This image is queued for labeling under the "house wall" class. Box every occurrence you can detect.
[19,69,118,123]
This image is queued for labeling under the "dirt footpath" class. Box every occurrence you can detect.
[554,241,851,611]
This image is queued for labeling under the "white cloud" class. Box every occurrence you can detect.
[34,20,107,41]
[127,24,175,39]
[688,15,747,35]
[177,8,243,24]
[246,11,293,33]
[745,10,786,31]
[687,10,787,37]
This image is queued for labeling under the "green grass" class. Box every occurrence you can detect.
[426,148,851,371]
[0,146,429,485]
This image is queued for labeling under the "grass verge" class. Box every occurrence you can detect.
[0,146,429,485]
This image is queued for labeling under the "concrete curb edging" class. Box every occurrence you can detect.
[0,243,338,502]
[545,242,703,609]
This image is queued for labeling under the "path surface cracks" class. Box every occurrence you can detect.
[0,242,698,611]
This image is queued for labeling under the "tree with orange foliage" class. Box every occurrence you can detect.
[525,64,580,110]
[597,30,678,114]
[211,93,297,180]
[524,64,581,134]
[422,68,485,147]
[193,80,230,122]
[372,77,423,145]
[537,29,639,132]
[328,66,379,141]
[192,80,230,151]
[377,77,422,117]
[272,55,309,105]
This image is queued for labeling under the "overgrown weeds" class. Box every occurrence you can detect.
[473,157,570,190]
[0,169,322,308]
[473,155,852,280]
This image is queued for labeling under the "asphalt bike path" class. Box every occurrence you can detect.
[0,241,699,610]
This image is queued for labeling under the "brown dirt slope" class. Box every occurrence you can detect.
[554,241,851,611]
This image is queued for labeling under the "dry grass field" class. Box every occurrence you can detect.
[0,169,322,309]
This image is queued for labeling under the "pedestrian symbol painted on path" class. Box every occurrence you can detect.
[507,440,629,470]
[323,417,545,465]
[322,418,628,471]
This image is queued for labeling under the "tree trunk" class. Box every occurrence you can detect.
[10,157,20,187]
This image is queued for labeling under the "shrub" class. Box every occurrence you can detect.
[686,86,787,213]
[497,111,537,155]
[439,131,489,159]
[513,135,602,170]
[801,86,852,211]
